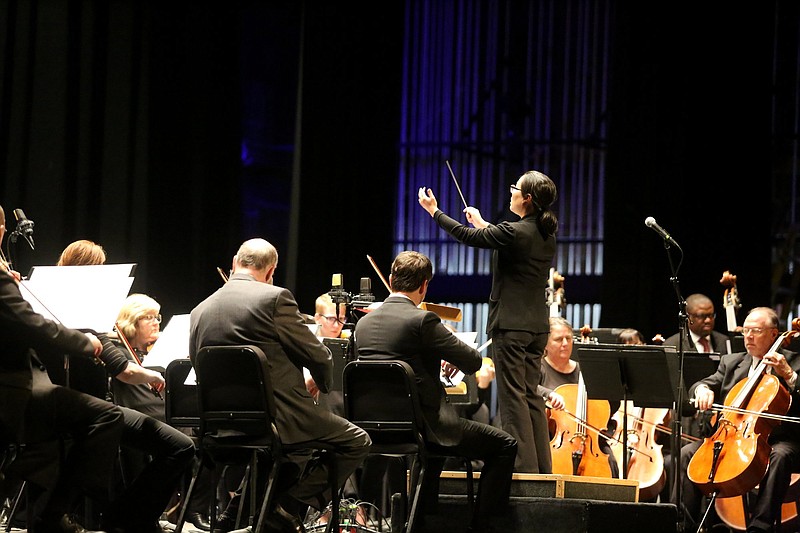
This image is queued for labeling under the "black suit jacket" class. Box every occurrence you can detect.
[189,272,340,445]
[0,270,96,442]
[433,210,555,335]
[353,295,482,446]
[663,330,733,355]
[688,349,800,443]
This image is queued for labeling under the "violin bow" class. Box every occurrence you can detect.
[217,267,229,283]
[366,254,391,293]
[366,254,463,321]
[115,321,162,399]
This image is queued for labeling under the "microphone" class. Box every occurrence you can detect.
[13,209,35,250]
[328,273,350,305]
[355,277,375,304]
[644,216,672,242]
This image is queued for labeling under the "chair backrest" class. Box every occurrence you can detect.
[164,358,200,429]
[194,345,277,438]
[342,359,426,447]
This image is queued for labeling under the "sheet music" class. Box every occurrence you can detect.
[143,314,190,372]
[21,264,135,332]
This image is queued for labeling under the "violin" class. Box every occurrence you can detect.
[115,321,162,399]
[721,270,742,333]
[687,318,800,498]
[366,254,463,322]
[546,267,565,318]
[548,373,613,478]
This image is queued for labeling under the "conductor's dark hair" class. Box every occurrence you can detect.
[519,170,559,237]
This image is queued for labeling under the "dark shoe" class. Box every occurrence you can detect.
[211,512,237,533]
[187,511,212,531]
[36,514,107,533]
[263,503,306,533]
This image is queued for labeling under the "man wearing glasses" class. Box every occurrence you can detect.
[678,306,800,532]
[663,293,733,355]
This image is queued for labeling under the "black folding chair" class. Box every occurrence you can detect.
[164,358,204,533]
[342,359,474,533]
[177,345,340,533]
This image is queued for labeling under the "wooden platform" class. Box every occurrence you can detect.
[439,471,640,502]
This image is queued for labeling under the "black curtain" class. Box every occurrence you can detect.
[604,2,775,337]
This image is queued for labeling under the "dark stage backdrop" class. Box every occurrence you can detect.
[0,0,796,340]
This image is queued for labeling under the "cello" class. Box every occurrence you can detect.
[687,319,800,499]
[715,474,800,531]
[549,372,614,478]
[610,403,668,500]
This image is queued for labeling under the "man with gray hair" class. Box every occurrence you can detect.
[189,238,370,533]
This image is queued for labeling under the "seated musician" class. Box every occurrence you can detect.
[0,208,125,533]
[617,328,645,345]
[353,250,517,533]
[662,293,734,441]
[189,237,370,533]
[538,316,619,477]
[680,306,800,533]
[51,241,198,533]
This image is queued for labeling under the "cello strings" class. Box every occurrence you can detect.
[709,403,800,424]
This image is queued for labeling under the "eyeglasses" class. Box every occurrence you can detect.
[139,314,162,324]
[321,315,344,324]
[509,184,522,194]
[741,326,774,336]
[689,313,716,321]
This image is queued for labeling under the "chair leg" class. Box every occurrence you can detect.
[253,459,281,533]
[174,457,203,533]
[324,453,339,533]
[4,481,25,533]
[464,458,474,514]
[235,461,253,529]
[406,458,426,533]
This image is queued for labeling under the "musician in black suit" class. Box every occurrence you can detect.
[189,238,370,533]
[418,170,558,473]
[354,250,517,532]
[0,205,124,533]
[662,293,734,355]
[680,307,800,532]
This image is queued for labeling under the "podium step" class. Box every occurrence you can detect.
[439,471,640,502]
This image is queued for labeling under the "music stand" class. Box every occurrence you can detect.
[323,337,351,391]
[668,352,720,417]
[575,344,678,479]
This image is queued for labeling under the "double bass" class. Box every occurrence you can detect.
[721,270,742,333]
[687,319,800,498]
[545,267,565,318]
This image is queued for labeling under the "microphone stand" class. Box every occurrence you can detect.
[662,236,687,532]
